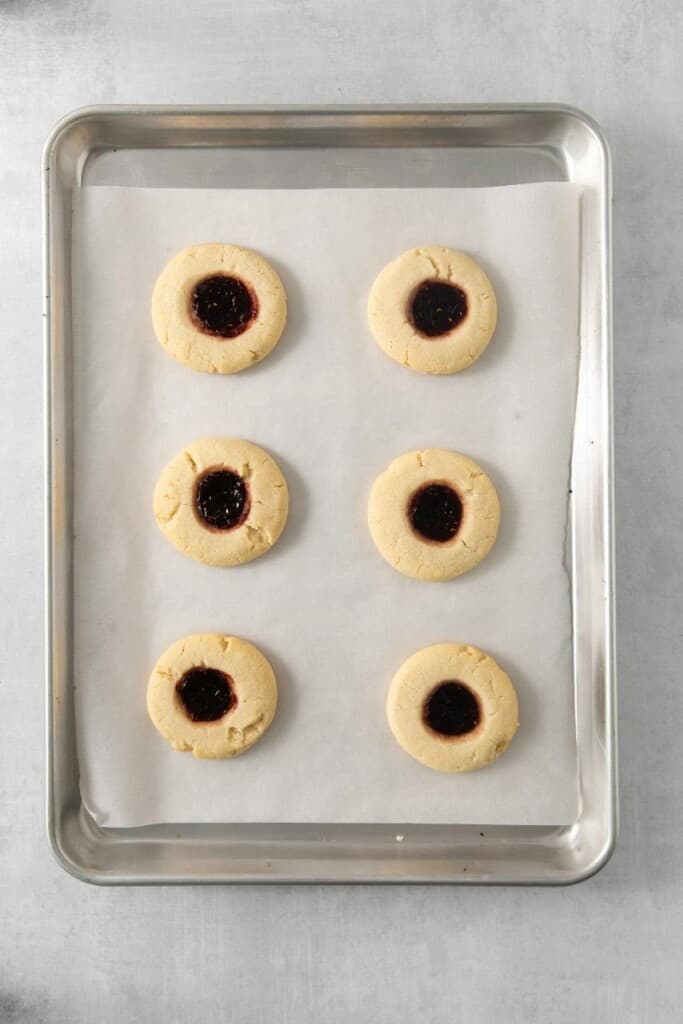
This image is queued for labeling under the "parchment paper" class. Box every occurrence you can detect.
[72,183,580,826]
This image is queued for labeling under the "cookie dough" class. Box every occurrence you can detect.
[367,448,500,581]
[151,243,287,374]
[147,633,278,759]
[367,246,497,374]
[387,643,519,772]
[154,437,288,567]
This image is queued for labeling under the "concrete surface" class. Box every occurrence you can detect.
[0,1,681,1021]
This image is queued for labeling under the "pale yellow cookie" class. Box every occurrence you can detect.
[151,243,287,374]
[368,246,497,374]
[367,448,500,581]
[147,633,277,759]
[154,437,288,567]
[387,643,519,772]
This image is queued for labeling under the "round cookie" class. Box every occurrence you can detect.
[368,246,497,374]
[387,643,519,772]
[154,437,289,567]
[147,633,277,759]
[151,243,287,374]
[367,448,500,581]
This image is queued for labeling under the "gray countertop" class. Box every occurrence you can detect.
[1,1,681,1021]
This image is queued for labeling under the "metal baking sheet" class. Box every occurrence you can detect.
[44,105,615,884]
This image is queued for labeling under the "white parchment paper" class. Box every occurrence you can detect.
[72,183,580,826]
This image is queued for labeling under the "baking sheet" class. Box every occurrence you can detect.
[72,183,580,827]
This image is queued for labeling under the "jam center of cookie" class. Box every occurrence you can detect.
[176,667,235,722]
[424,681,480,737]
[408,482,462,543]
[195,468,250,531]
[409,279,468,337]
[190,274,258,338]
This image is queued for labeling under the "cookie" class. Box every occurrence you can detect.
[154,437,289,567]
[147,633,277,759]
[151,243,287,374]
[387,643,518,772]
[368,246,497,374]
[367,448,500,581]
